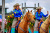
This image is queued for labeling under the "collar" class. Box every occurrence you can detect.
[37,11,41,13]
[15,9,19,11]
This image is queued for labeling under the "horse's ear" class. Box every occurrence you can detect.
[28,10,29,13]
[49,15,50,18]
[31,10,32,12]
[49,15,50,19]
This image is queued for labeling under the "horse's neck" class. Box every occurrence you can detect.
[23,19,28,31]
[22,15,29,31]
[44,17,49,25]
[23,21,28,27]
[43,17,49,29]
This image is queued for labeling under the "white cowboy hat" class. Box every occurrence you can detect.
[13,3,20,7]
[36,7,43,10]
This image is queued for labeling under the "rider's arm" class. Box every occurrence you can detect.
[42,12,48,17]
[13,10,15,13]
[20,10,23,15]
[20,12,23,15]
[35,12,41,20]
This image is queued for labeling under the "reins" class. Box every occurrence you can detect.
[18,13,31,33]
[19,19,28,33]
[41,19,50,33]
[41,27,48,33]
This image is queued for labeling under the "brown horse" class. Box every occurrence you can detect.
[18,10,35,33]
[40,15,50,33]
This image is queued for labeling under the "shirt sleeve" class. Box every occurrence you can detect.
[42,12,48,17]
[20,12,23,15]
[35,12,41,20]
[20,10,23,15]
[13,10,15,13]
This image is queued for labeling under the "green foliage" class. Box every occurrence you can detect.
[6,14,14,29]
[29,22,35,29]
[49,26,50,29]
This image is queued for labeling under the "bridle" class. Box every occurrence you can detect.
[27,13,31,21]
[18,13,31,33]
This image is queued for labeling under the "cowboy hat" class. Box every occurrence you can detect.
[13,3,20,7]
[36,7,43,10]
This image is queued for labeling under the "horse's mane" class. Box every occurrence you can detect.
[23,12,28,21]
[23,12,32,21]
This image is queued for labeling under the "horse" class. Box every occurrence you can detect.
[40,15,50,33]
[18,10,35,33]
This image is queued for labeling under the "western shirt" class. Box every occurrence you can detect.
[13,9,22,17]
[35,12,48,20]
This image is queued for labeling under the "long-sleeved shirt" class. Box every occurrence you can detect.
[13,9,22,17]
[35,12,48,20]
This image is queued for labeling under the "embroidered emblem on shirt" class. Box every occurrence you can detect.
[38,14,40,16]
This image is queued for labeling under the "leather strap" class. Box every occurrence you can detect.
[41,27,48,33]
[19,26,28,33]
[44,23,49,25]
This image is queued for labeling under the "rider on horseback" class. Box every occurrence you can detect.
[11,3,23,33]
[34,7,49,33]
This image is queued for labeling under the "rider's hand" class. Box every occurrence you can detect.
[21,15,22,19]
[14,12,16,14]
[40,18,43,22]
[21,15,22,17]
[47,11,49,15]
[41,18,43,20]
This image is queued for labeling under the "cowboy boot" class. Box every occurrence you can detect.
[28,27,32,33]
[34,31,39,33]
[11,28,15,33]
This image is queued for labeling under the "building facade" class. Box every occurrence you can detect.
[0,5,8,14]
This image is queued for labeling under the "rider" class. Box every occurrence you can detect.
[11,3,22,33]
[34,7,49,33]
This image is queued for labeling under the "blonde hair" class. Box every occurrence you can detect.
[13,6,23,11]
[13,6,16,10]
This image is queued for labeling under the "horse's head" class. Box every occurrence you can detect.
[23,10,35,23]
